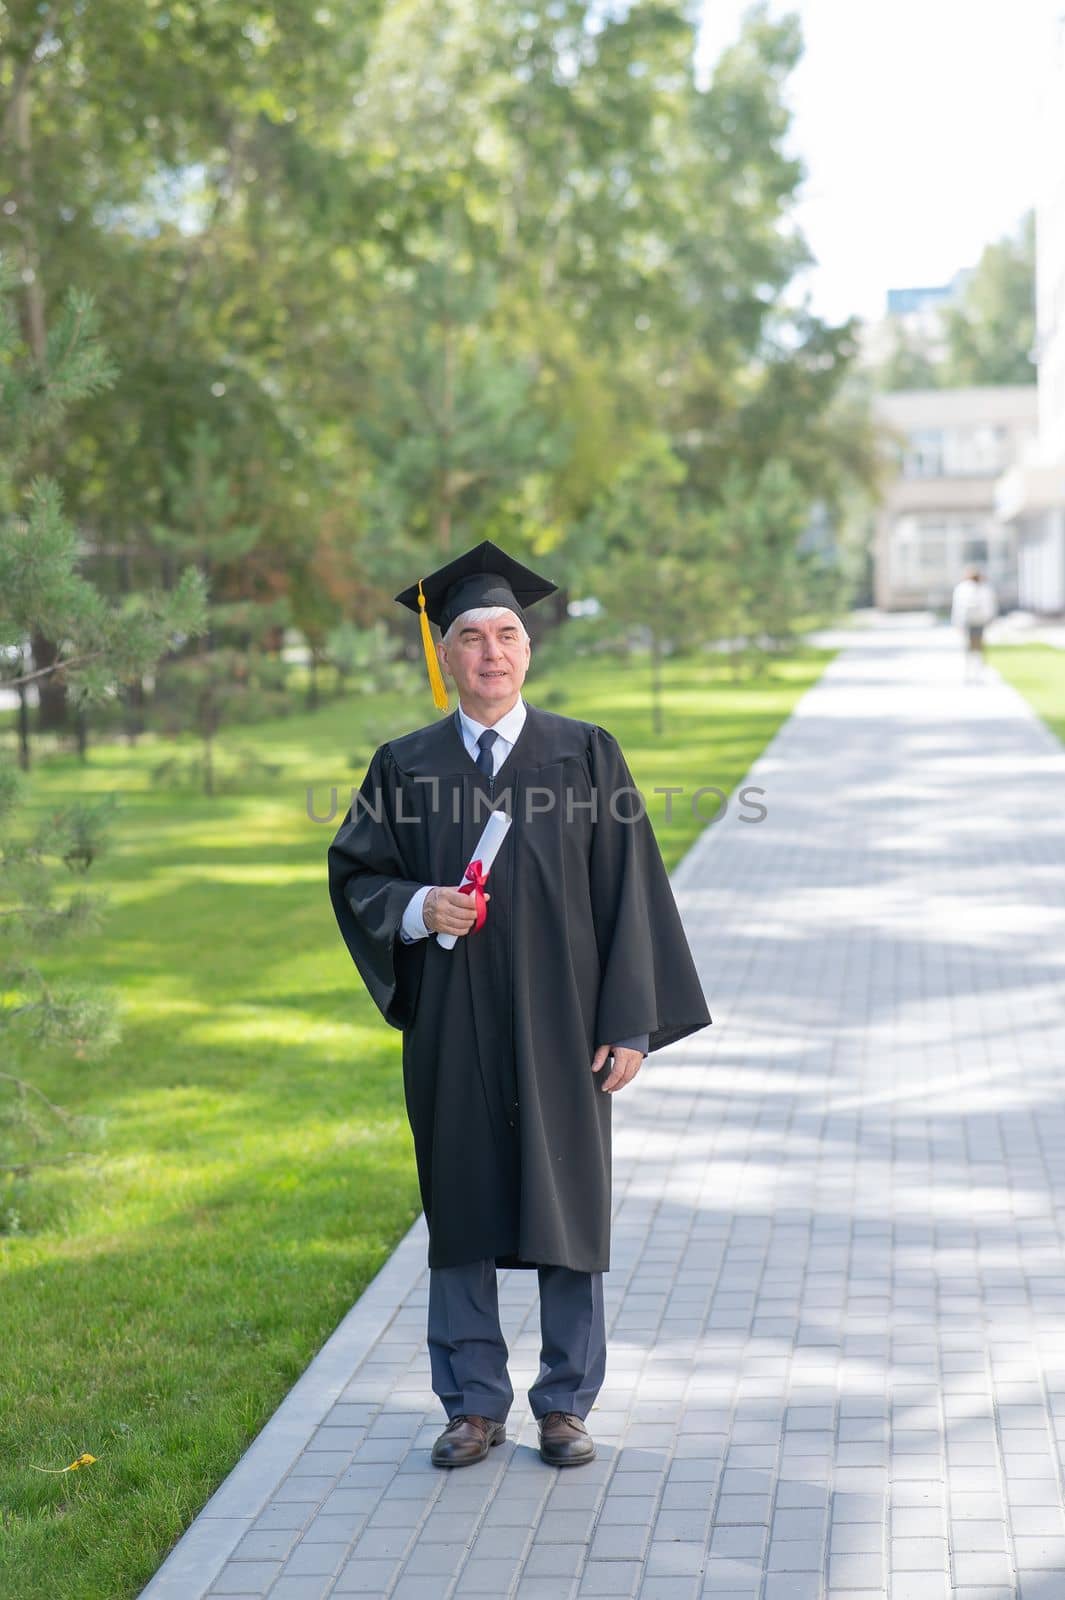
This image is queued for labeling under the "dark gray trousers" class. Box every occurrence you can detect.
[427,1258,606,1424]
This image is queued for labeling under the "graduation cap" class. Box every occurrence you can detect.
[394,539,558,711]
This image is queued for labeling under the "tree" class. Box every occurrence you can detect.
[942,211,1036,387]
[576,435,714,734]
[703,455,820,678]
[355,245,567,585]
[0,257,207,1193]
[147,422,291,796]
[872,212,1036,392]
[877,324,942,391]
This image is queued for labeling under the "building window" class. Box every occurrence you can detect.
[942,425,1009,476]
[902,428,944,477]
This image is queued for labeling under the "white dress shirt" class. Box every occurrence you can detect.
[396,697,648,1057]
[399,698,527,942]
[950,577,997,628]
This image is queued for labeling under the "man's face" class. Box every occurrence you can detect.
[437,611,531,710]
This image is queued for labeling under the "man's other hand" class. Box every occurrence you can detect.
[423,885,489,938]
[591,1044,643,1093]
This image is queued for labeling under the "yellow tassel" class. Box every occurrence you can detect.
[418,580,449,711]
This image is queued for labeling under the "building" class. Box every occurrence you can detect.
[873,386,1038,612]
[994,15,1065,615]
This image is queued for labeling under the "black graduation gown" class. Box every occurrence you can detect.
[326,701,711,1272]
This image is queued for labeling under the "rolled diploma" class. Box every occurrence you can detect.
[436,809,513,950]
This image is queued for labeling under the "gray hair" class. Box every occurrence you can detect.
[442,604,530,646]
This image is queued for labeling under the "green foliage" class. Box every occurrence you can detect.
[357,251,567,565]
[0,257,208,1195]
[325,619,418,699]
[705,455,835,670]
[874,210,1036,391]
[942,211,1037,387]
[149,743,284,794]
[5,0,882,720]
[144,425,294,790]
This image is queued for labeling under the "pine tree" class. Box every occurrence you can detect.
[147,420,291,797]
[0,256,208,1199]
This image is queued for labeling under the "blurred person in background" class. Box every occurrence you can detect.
[950,566,998,683]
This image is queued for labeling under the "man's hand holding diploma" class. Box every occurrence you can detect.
[423,885,490,939]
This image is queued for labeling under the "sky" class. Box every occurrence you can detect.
[695,0,1065,326]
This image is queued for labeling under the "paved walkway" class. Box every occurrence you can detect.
[141,620,1065,1600]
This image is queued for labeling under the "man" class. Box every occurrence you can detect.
[950,565,998,682]
[327,539,711,1469]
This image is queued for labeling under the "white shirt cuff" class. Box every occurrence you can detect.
[399,885,433,943]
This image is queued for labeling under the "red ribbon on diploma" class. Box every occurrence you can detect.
[457,858,489,932]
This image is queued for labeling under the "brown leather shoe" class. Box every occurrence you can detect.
[431,1413,506,1468]
[537,1410,596,1467]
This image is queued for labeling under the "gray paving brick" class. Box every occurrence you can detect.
[645,1541,705,1576]
[279,1539,350,1576]
[588,1522,651,1561]
[1011,1506,1065,1535]
[828,1551,885,1587]
[292,1513,358,1545]
[600,1494,660,1524]
[1013,1534,1065,1567]
[778,1474,832,1500]
[288,1451,351,1478]
[524,1541,585,1577]
[1018,1575,1065,1600]
[231,1530,297,1562]
[830,1522,883,1554]
[714,1495,769,1524]
[886,1581,948,1600]
[766,1538,823,1570]
[951,1551,1014,1586]
[637,1580,700,1600]
[517,1581,579,1600]
[949,1518,1007,1551]
[402,1541,467,1576]
[273,1475,334,1503]
[826,1592,887,1600]
[457,1556,527,1591]
[332,1558,402,1592]
[209,1565,282,1593]
[653,1508,711,1542]
[890,1536,948,1569]
[772,1509,825,1541]
[576,1560,642,1594]
[248,1501,319,1533]
[708,1526,766,1560]
[266,1580,333,1600]
[389,1577,453,1600]
[762,1577,823,1600]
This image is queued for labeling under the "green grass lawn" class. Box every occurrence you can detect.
[0,646,834,1600]
[987,640,1065,745]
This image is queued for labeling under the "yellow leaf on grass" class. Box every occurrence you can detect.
[30,1452,97,1473]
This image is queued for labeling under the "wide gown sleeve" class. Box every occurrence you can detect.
[588,725,712,1054]
[327,743,428,1030]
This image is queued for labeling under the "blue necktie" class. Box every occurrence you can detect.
[475,728,497,778]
